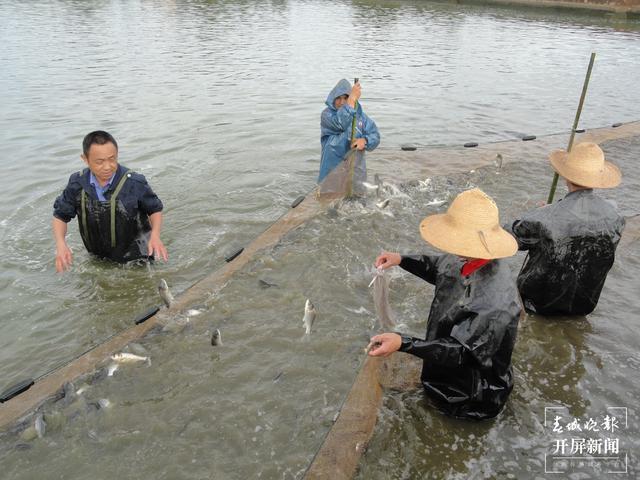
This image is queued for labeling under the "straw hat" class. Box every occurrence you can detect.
[549,142,621,189]
[419,188,517,259]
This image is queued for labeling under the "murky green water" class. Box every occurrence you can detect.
[1,1,639,478]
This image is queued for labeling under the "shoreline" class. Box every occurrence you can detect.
[436,0,640,15]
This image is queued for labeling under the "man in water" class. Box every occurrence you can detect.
[368,189,521,420]
[52,130,168,272]
[318,79,380,183]
[506,142,625,316]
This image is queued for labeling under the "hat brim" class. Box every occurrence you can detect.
[420,215,518,259]
[549,150,621,189]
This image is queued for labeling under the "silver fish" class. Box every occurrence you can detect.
[376,198,390,209]
[364,340,382,355]
[158,278,175,308]
[369,268,396,330]
[211,328,222,346]
[111,352,151,365]
[303,299,317,335]
[34,413,46,439]
[107,363,119,377]
[76,384,90,395]
[374,173,384,198]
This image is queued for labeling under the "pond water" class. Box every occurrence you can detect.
[0,1,639,478]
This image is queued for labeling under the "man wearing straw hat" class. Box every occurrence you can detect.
[507,142,625,316]
[368,188,521,420]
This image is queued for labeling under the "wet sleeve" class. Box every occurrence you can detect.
[321,106,354,134]
[362,113,380,151]
[136,177,163,215]
[504,216,542,251]
[399,254,439,285]
[398,335,466,367]
[52,175,80,222]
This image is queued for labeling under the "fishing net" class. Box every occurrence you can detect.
[369,267,396,331]
[317,148,366,199]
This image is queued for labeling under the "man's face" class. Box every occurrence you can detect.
[82,142,118,184]
[333,94,349,109]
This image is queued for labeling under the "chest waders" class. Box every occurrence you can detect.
[78,171,149,263]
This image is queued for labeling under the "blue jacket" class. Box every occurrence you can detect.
[318,79,380,182]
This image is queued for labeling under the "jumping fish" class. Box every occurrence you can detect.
[158,278,175,308]
[34,413,46,439]
[303,299,317,335]
[107,363,119,377]
[369,267,396,330]
[374,174,384,198]
[361,181,379,192]
[211,328,222,346]
[376,198,390,209]
[111,352,151,365]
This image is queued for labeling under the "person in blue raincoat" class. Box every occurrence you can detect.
[318,79,380,183]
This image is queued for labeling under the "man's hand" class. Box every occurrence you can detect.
[148,234,168,262]
[366,333,402,357]
[55,243,73,272]
[375,251,401,270]
[351,138,367,151]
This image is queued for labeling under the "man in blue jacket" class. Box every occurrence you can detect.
[318,79,380,183]
[52,131,168,272]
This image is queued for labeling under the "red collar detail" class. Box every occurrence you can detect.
[461,259,491,277]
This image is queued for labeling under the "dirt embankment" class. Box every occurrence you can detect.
[449,0,640,14]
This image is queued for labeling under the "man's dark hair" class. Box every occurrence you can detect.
[82,130,118,157]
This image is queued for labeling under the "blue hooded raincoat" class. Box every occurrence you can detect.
[318,79,380,182]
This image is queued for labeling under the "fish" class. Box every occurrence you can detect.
[494,153,503,169]
[364,340,382,355]
[111,352,151,365]
[361,181,378,191]
[369,267,397,330]
[186,309,203,317]
[76,384,90,395]
[374,174,384,198]
[34,413,46,439]
[426,198,446,207]
[158,278,175,308]
[97,399,111,409]
[303,299,317,335]
[376,198,390,209]
[258,279,278,289]
[418,178,431,189]
[211,328,222,346]
[107,363,119,377]
[56,381,76,406]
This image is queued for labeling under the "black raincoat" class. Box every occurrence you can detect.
[398,254,521,420]
[507,189,625,316]
[53,164,163,263]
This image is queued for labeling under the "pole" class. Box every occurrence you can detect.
[346,78,360,198]
[547,52,596,204]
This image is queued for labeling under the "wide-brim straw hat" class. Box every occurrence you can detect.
[420,188,517,260]
[549,142,621,189]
